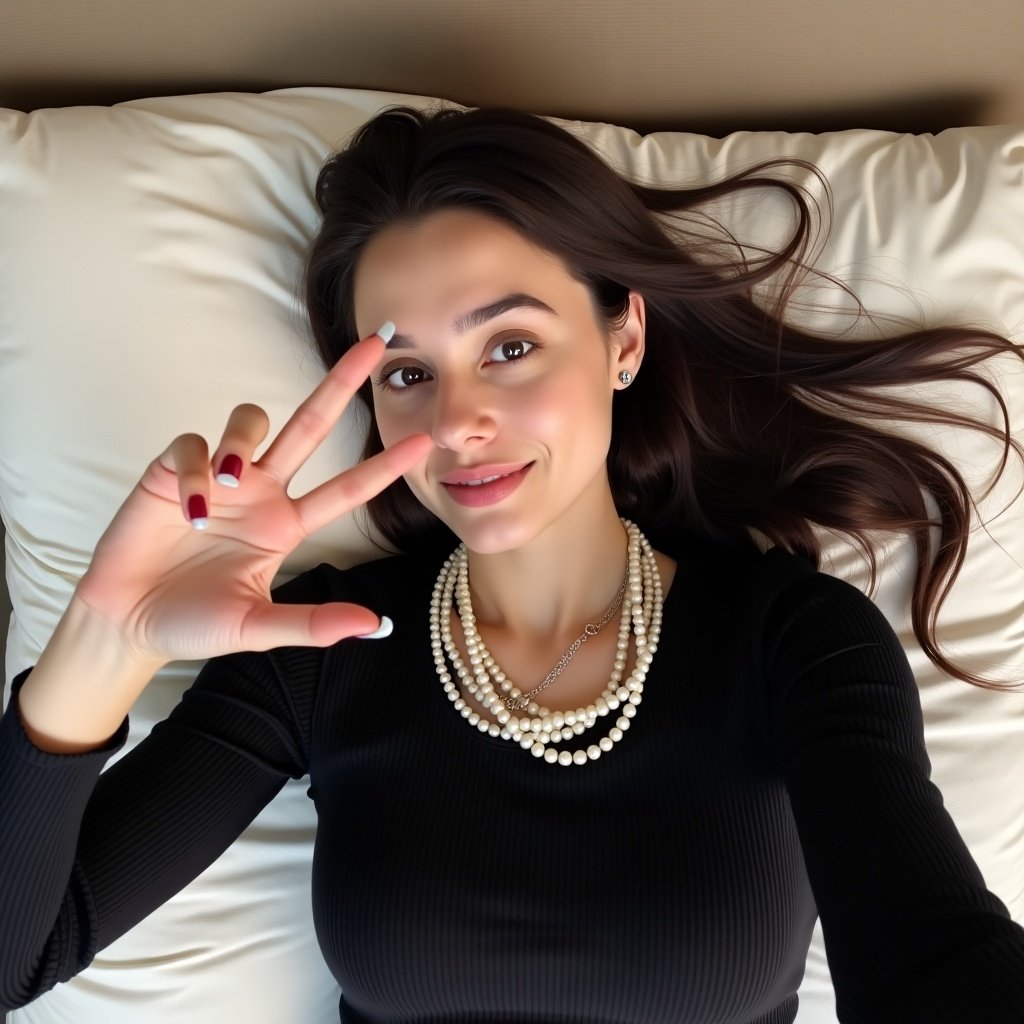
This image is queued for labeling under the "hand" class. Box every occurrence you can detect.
[73,328,433,664]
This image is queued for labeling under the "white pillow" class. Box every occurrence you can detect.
[1,87,1022,1024]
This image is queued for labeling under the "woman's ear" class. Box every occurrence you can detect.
[611,291,646,387]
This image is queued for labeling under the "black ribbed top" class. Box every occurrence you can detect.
[2,537,1024,1022]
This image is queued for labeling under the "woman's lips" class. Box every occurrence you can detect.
[441,463,534,507]
[440,462,531,484]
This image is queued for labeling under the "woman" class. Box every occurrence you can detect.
[2,103,1024,1022]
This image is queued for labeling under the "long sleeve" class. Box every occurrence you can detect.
[760,555,1024,1023]
[0,568,331,1013]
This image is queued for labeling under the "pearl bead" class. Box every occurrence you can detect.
[430,519,663,768]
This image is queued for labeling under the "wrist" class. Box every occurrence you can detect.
[17,594,170,754]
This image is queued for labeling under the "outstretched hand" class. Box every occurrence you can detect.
[73,327,433,664]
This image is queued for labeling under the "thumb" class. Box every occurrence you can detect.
[238,602,392,651]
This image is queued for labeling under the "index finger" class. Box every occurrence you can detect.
[257,323,394,483]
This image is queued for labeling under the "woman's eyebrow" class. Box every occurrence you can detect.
[386,292,559,349]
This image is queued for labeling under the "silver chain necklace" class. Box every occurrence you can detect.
[474,571,627,711]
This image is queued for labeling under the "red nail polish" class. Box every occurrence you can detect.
[187,495,208,521]
[217,454,243,482]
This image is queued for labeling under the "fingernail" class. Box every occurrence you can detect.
[356,615,393,640]
[188,495,209,530]
[375,321,396,345]
[216,454,243,488]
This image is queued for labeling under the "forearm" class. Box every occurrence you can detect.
[0,667,130,1010]
[17,593,169,753]
[0,638,297,1010]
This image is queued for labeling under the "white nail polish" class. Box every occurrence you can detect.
[356,615,393,640]
[215,473,240,488]
[191,517,209,530]
[376,321,396,345]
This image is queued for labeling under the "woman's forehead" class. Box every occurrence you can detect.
[354,221,575,339]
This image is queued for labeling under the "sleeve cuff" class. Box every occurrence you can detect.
[3,666,130,766]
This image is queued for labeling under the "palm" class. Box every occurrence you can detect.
[71,333,433,664]
[78,466,304,661]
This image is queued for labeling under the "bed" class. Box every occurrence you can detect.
[2,4,1023,1023]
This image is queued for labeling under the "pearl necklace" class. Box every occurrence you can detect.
[428,519,663,766]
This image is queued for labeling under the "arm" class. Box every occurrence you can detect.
[0,325,426,1011]
[0,571,326,1013]
[761,559,1024,1023]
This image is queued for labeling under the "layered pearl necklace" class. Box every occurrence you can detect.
[429,519,663,766]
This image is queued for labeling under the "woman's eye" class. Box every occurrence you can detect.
[489,338,535,362]
[379,365,430,390]
[375,338,536,392]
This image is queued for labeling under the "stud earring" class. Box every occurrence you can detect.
[618,370,633,385]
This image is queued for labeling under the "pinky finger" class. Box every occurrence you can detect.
[165,433,213,529]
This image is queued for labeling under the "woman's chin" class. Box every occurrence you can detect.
[445,518,539,557]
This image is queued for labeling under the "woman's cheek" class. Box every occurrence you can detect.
[518,373,591,434]
[375,403,418,449]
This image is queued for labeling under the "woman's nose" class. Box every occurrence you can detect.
[430,378,496,450]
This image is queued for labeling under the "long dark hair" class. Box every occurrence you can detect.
[301,101,1024,691]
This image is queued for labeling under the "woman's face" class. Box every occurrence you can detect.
[353,208,644,554]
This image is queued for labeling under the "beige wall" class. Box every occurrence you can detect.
[2,0,1023,134]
